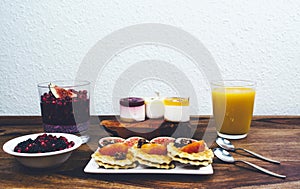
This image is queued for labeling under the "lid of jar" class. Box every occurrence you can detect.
[120,97,145,107]
[164,97,189,106]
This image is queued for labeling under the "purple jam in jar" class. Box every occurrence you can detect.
[38,81,90,133]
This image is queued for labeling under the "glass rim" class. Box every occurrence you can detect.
[37,80,90,88]
[210,80,256,87]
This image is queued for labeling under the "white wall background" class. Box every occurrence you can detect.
[0,0,299,115]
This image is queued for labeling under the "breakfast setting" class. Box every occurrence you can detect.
[1,1,299,189]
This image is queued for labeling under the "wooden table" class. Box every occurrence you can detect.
[0,116,299,189]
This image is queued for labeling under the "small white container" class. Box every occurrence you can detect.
[120,97,145,122]
[164,97,190,122]
[145,94,165,119]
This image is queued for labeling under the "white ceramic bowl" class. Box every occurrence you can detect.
[3,133,82,168]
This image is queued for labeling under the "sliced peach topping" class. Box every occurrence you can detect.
[141,143,167,155]
[98,143,128,156]
[180,140,206,153]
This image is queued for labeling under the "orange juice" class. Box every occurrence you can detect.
[212,87,255,136]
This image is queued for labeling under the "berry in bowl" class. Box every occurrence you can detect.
[3,133,82,168]
[38,80,90,133]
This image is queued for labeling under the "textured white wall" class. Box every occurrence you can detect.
[0,0,299,115]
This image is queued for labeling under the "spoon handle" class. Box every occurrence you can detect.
[237,148,280,164]
[237,160,286,178]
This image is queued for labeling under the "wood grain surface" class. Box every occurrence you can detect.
[0,116,299,189]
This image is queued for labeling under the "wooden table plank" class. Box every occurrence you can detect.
[0,116,299,189]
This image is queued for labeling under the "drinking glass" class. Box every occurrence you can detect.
[211,80,256,139]
[38,80,90,135]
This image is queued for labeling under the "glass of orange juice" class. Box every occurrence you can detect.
[211,80,256,139]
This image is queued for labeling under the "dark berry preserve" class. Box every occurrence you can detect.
[14,134,75,153]
[38,81,90,133]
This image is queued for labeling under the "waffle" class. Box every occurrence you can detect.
[130,144,175,169]
[167,142,214,166]
[135,157,175,169]
[91,141,137,169]
[92,151,136,167]
[94,159,137,169]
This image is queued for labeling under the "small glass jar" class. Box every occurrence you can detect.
[120,97,145,122]
[163,97,190,122]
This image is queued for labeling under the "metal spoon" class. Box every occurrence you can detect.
[216,137,280,164]
[213,148,286,178]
